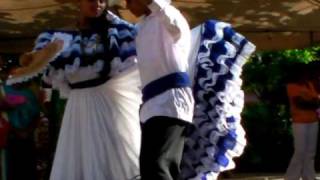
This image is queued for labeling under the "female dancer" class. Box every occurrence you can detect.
[7,0,141,179]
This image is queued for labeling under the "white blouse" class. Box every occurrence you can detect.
[136,0,194,123]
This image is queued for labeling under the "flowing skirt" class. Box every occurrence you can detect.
[50,66,142,180]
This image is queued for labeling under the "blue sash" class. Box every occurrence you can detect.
[142,72,191,103]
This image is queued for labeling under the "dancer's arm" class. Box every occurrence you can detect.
[149,0,182,41]
[8,39,63,80]
[294,96,319,109]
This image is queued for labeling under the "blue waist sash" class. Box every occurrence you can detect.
[142,72,191,103]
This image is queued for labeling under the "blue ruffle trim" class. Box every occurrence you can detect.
[181,20,256,180]
[7,12,137,85]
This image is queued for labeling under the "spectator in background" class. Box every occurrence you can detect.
[285,64,320,180]
[5,81,41,180]
[0,55,42,180]
[41,88,66,179]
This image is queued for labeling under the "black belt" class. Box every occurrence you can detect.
[69,77,110,89]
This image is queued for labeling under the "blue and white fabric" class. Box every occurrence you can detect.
[181,20,256,180]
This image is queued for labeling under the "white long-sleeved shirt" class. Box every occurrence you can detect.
[136,0,194,123]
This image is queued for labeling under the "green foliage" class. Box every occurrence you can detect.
[282,46,320,63]
[244,46,320,93]
[237,46,320,172]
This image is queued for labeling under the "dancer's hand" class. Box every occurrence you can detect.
[9,39,64,79]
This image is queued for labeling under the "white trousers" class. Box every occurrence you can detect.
[285,122,319,180]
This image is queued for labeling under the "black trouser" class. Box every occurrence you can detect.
[7,134,37,180]
[140,116,188,180]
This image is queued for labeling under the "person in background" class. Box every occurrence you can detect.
[41,89,66,180]
[0,56,41,180]
[5,81,41,180]
[285,64,320,180]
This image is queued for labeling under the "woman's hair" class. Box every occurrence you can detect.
[88,10,112,76]
[89,10,110,31]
